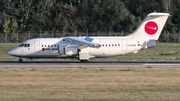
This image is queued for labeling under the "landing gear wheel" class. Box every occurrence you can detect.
[80,60,88,63]
[19,59,23,63]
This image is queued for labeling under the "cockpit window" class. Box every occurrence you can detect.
[24,44,27,47]
[19,44,30,47]
[19,44,24,47]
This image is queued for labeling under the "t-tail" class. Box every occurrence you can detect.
[130,12,170,41]
[129,12,170,49]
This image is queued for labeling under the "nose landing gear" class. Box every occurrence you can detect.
[19,58,23,63]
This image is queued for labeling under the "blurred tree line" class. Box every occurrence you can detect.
[0,0,180,35]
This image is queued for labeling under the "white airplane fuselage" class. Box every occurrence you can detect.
[8,37,144,58]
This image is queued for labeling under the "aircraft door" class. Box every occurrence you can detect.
[122,40,127,51]
[34,41,40,52]
[58,45,65,55]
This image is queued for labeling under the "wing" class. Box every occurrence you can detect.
[65,37,101,48]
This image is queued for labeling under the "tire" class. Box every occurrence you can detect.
[80,60,88,63]
[19,59,23,63]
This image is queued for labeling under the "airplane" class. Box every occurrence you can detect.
[8,12,170,63]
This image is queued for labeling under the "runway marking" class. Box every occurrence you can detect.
[144,64,180,66]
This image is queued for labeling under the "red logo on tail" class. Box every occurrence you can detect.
[145,21,158,35]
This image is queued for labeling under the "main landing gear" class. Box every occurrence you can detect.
[19,58,23,63]
[80,60,88,63]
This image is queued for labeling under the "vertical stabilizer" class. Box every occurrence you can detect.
[130,13,170,41]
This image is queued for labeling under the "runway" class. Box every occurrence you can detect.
[1,61,180,67]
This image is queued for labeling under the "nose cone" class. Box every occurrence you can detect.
[8,47,22,57]
[8,50,14,56]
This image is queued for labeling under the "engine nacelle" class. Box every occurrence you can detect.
[65,47,77,56]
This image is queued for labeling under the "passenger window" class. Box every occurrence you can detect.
[42,45,43,47]
[54,45,56,47]
[106,44,107,47]
[57,45,59,47]
[115,44,117,46]
[118,44,120,46]
[102,44,104,47]
[45,45,46,47]
[112,44,114,46]
[51,45,53,47]
[109,44,111,46]
[48,45,50,47]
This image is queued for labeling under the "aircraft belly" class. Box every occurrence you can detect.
[23,50,60,58]
[22,55,71,58]
[90,47,122,57]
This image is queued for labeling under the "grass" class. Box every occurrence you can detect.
[0,67,180,101]
[0,43,19,60]
[1,42,180,61]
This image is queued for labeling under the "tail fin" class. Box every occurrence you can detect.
[130,12,170,41]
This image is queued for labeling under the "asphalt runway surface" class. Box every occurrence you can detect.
[1,61,180,67]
